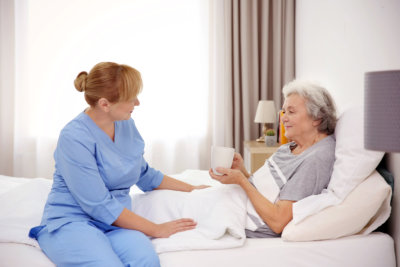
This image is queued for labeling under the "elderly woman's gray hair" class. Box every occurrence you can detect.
[282,80,337,135]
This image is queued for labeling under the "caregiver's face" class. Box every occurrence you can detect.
[281,94,315,141]
[109,97,140,121]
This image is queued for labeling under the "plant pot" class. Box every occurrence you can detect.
[265,135,276,147]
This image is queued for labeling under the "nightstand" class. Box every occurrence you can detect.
[243,141,280,173]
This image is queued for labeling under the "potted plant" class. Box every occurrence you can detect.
[264,129,276,147]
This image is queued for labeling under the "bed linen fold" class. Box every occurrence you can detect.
[132,184,248,253]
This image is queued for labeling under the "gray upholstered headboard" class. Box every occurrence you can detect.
[386,153,399,266]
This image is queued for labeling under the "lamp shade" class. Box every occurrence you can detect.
[254,100,276,123]
[364,70,400,152]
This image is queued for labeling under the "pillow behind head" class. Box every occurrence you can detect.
[292,106,384,224]
[328,106,384,198]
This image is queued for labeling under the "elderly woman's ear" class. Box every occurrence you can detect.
[312,119,322,127]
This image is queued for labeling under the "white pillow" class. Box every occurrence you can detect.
[328,106,385,198]
[0,178,51,247]
[292,106,385,224]
[0,175,31,194]
[282,171,391,241]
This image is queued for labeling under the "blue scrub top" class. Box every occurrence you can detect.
[31,112,164,235]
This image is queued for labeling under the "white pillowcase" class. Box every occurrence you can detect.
[282,170,391,241]
[292,106,385,224]
[328,106,385,198]
[0,178,51,247]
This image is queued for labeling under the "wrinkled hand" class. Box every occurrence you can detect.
[209,168,246,185]
[231,152,244,170]
[154,218,197,238]
[230,153,250,178]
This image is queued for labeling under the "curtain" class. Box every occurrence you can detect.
[210,0,295,154]
[0,0,15,177]
[0,0,210,178]
[1,0,295,178]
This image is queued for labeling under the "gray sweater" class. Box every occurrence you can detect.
[246,135,336,238]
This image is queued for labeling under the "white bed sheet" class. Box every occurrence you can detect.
[0,172,396,266]
[0,232,395,267]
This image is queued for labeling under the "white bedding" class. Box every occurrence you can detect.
[0,169,281,253]
[0,170,396,267]
[0,233,395,267]
[0,171,250,253]
[133,184,248,252]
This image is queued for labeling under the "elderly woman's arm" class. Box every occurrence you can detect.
[209,168,294,234]
[239,175,294,233]
[231,153,251,178]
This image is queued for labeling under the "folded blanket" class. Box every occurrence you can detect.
[132,184,248,253]
[131,166,286,253]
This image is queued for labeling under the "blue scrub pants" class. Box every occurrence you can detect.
[36,221,160,267]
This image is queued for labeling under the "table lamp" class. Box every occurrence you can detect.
[364,70,400,152]
[254,100,276,142]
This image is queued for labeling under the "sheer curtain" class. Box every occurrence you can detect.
[1,0,295,178]
[0,0,210,178]
[0,0,16,177]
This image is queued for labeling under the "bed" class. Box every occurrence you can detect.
[0,170,396,267]
[0,107,397,266]
[0,232,395,267]
[0,169,396,267]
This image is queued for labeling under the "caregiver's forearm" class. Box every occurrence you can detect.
[113,208,158,236]
[155,175,194,192]
[239,178,294,234]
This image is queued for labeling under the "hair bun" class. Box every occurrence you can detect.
[74,71,88,92]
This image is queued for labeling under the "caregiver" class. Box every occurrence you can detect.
[210,80,337,238]
[29,62,206,267]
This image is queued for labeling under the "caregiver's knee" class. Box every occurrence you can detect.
[124,250,160,267]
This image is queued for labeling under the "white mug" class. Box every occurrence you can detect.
[211,146,235,175]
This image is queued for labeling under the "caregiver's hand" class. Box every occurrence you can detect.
[156,175,209,192]
[209,168,247,185]
[154,218,197,238]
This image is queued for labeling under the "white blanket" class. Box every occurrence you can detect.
[132,184,248,253]
[132,167,285,253]
[0,171,251,253]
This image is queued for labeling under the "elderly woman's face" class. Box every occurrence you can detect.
[282,94,318,142]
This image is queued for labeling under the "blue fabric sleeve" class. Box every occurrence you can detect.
[56,129,125,225]
[136,158,164,192]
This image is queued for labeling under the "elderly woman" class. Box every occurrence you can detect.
[209,80,337,238]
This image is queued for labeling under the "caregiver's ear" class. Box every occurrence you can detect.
[97,98,112,112]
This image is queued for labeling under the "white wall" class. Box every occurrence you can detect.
[296,0,400,113]
[296,0,400,264]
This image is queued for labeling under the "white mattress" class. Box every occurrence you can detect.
[0,232,395,267]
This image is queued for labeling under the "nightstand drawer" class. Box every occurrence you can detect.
[244,141,279,173]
